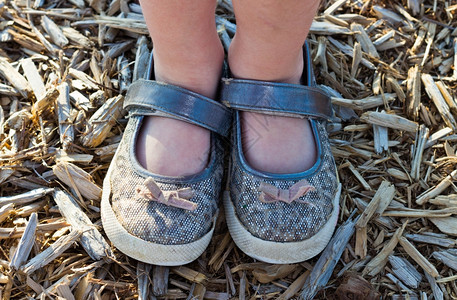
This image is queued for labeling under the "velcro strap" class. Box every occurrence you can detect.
[124,79,232,136]
[220,79,332,119]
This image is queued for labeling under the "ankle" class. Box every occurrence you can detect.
[153,41,224,99]
[228,35,304,84]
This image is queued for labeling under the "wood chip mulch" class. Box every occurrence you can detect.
[1,0,457,299]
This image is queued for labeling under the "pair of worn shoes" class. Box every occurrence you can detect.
[101,43,341,266]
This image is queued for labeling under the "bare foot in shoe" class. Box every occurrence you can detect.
[241,112,317,174]
[136,116,210,177]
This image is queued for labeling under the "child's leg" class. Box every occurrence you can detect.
[229,0,321,174]
[137,0,224,176]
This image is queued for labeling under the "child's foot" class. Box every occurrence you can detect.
[136,116,210,177]
[102,54,231,265]
[222,42,339,264]
[134,45,222,177]
[228,38,316,174]
[241,112,317,174]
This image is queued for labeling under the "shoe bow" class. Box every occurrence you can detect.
[136,177,198,211]
[258,179,315,205]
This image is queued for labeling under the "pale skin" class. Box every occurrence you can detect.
[137,0,321,176]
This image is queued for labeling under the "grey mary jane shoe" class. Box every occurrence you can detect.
[221,43,341,264]
[101,55,232,266]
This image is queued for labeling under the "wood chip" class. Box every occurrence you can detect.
[345,162,372,190]
[328,37,376,69]
[62,26,93,48]
[383,207,457,218]
[132,35,149,81]
[357,181,393,228]
[335,274,380,300]
[41,15,69,47]
[372,5,404,25]
[389,255,422,289]
[21,229,82,275]
[9,212,37,270]
[411,125,429,180]
[360,111,418,132]
[137,262,152,300]
[57,82,74,150]
[300,202,356,300]
[425,127,453,148]
[351,23,379,58]
[252,264,297,284]
[422,74,457,131]
[21,58,45,100]
[406,232,455,248]
[278,271,309,300]
[53,161,102,200]
[425,272,444,300]
[0,57,32,98]
[373,124,388,154]
[0,187,54,207]
[53,189,112,260]
[416,169,457,205]
[310,21,352,35]
[363,223,406,277]
[56,281,76,300]
[80,94,124,147]
[68,68,99,90]
[429,217,457,236]
[153,266,169,296]
[398,236,439,277]
[331,93,396,111]
[432,250,457,272]
[171,266,208,285]
[323,0,347,15]
[406,65,421,119]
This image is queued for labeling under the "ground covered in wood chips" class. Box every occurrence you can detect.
[1,0,457,299]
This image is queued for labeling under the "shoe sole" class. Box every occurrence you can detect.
[101,163,215,266]
[224,183,341,264]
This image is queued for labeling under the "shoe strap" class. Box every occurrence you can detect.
[124,79,232,137]
[220,79,332,120]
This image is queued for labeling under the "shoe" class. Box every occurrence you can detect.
[221,42,341,264]
[101,53,232,266]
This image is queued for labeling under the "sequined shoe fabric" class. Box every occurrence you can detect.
[229,117,337,243]
[109,116,224,245]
